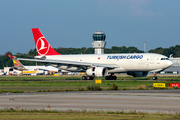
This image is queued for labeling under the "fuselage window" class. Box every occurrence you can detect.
[161,58,169,60]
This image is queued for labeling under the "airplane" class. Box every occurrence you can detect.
[6,53,59,72]
[17,28,173,80]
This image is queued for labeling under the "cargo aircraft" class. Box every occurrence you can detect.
[17,28,173,80]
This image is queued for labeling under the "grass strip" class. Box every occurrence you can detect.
[1,75,180,81]
[0,108,180,120]
[0,80,179,93]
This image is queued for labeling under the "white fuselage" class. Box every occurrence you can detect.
[24,66,59,72]
[41,53,172,73]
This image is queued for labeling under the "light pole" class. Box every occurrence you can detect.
[144,41,146,53]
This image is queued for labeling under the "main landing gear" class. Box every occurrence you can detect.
[153,72,158,80]
[105,74,117,80]
[82,76,94,80]
[82,74,117,80]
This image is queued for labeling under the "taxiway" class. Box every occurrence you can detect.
[0,90,180,114]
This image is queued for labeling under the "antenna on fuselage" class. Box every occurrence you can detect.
[169,54,173,58]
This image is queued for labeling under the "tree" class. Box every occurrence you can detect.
[0,52,13,69]
[2,44,180,68]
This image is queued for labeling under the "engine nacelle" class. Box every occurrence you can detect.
[86,67,108,77]
[127,72,148,77]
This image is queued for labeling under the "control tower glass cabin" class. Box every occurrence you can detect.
[92,31,106,54]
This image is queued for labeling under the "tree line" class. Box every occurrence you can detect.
[0,45,180,69]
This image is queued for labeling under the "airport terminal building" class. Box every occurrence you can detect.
[161,58,180,75]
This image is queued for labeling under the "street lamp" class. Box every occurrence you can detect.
[144,41,146,53]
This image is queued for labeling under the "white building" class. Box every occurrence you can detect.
[159,58,180,75]
[92,31,106,54]
[4,67,22,75]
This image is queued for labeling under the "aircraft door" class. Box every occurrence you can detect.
[149,56,155,64]
[148,56,155,69]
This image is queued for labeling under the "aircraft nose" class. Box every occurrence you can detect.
[168,60,173,66]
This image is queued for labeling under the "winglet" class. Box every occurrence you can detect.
[32,28,61,56]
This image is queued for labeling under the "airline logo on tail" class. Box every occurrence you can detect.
[32,28,61,56]
[13,60,20,66]
[6,53,27,70]
[36,37,50,56]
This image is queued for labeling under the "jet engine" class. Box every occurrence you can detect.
[127,72,148,77]
[86,67,108,77]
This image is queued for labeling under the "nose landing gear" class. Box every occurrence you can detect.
[153,73,158,80]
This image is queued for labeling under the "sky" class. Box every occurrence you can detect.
[1,0,180,55]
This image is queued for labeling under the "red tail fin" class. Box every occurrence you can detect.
[6,53,15,59]
[32,28,61,56]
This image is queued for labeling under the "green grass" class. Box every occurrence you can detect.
[0,75,82,80]
[0,112,179,120]
[0,79,178,87]
[0,108,179,120]
[1,75,180,81]
[0,75,180,93]
[0,77,179,93]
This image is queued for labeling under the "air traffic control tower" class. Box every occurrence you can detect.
[92,31,106,54]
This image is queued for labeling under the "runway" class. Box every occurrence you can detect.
[0,90,180,114]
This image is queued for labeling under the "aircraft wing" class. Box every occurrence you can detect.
[17,58,119,69]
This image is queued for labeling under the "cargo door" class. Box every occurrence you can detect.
[149,56,155,64]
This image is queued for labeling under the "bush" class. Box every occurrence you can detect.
[78,87,85,91]
[122,88,127,90]
[138,84,147,90]
[38,90,42,92]
[1,90,23,93]
[173,87,178,89]
[87,85,102,91]
[111,84,118,90]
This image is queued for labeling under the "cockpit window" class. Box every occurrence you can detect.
[161,58,169,60]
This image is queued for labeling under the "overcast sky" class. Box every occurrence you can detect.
[1,0,180,55]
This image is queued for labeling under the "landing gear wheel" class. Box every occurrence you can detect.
[86,76,94,80]
[109,76,113,80]
[105,76,109,80]
[153,76,157,80]
[113,76,117,80]
[153,72,158,80]
[105,75,117,80]
[82,76,86,80]
[86,76,90,80]
[82,76,94,80]
[90,76,94,80]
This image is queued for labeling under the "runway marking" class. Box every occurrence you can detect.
[30,91,180,98]
[108,93,180,97]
